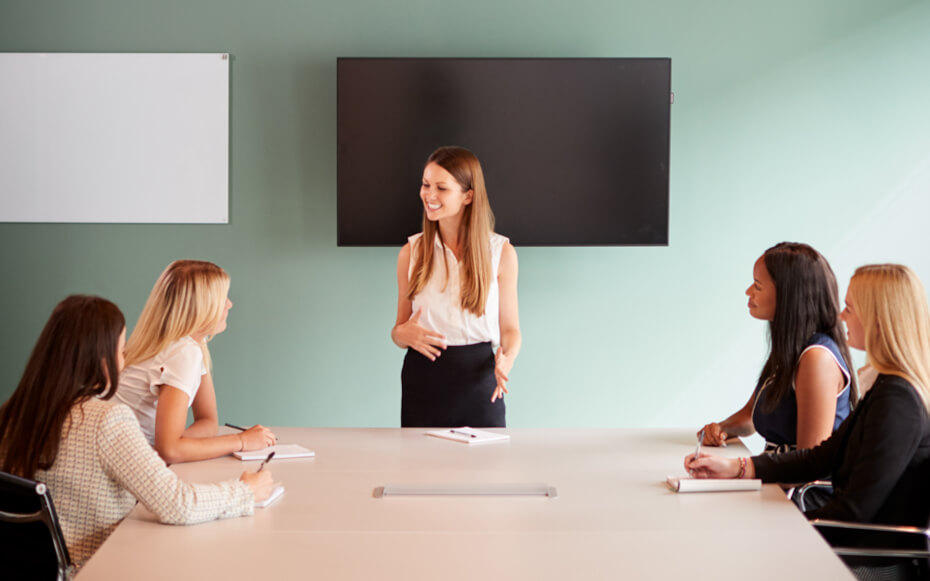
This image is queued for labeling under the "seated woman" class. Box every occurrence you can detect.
[117,260,276,464]
[0,295,273,569]
[699,242,857,452]
[687,264,930,526]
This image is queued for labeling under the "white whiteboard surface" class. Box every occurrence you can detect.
[0,53,229,223]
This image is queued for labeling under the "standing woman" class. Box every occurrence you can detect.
[687,264,930,528]
[699,243,858,452]
[0,296,271,569]
[118,260,276,464]
[392,146,521,427]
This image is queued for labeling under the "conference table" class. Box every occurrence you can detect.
[78,428,853,580]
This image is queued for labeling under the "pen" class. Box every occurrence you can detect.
[225,423,246,431]
[258,451,275,472]
[449,429,476,438]
[691,429,705,475]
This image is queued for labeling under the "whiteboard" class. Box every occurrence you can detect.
[0,53,229,223]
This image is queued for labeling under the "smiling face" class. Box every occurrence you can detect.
[420,162,473,224]
[840,290,865,351]
[746,257,776,321]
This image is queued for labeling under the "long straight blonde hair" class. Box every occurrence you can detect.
[407,146,496,316]
[848,264,930,412]
[123,260,230,372]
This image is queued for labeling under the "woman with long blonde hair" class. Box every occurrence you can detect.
[687,264,930,528]
[117,260,276,463]
[391,146,521,427]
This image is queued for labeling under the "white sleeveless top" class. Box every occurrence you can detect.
[407,231,508,348]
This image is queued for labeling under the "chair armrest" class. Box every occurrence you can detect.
[830,547,930,559]
[811,519,930,538]
[793,480,833,511]
[812,519,930,561]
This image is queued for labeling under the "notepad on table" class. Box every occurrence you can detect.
[233,444,315,461]
[426,427,510,445]
[255,485,285,508]
[666,476,762,493]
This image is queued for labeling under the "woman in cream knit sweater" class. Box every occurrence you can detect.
[0,295,273,569]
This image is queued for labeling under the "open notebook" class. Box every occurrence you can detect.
[426,427,510,445]
[233,444,315,461]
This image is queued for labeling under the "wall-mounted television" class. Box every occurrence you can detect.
[337,58,671,246]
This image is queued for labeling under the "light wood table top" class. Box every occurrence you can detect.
[78,428,852,580]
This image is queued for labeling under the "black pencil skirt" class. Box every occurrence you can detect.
[401,342,505,428]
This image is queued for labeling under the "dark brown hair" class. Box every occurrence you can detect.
[758,243,857,412]
[0,295,125,477]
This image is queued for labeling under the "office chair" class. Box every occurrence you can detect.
[795,481,930,581]
[0,470,75,581]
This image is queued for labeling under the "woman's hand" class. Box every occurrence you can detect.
[698,422,728,446]
[240,469,274,501]
[239,425,277,451]
[394,308,446,361]
[684,453,741,479]
[492,347,512,402]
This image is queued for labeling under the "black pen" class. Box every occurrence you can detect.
[258,451,275,472]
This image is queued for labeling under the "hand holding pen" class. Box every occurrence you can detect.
[225,422,278,450]
[239,458,274,501]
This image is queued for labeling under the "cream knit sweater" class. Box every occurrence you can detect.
[33,398,253,568]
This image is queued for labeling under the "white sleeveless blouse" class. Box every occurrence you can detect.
[407,231,509,348]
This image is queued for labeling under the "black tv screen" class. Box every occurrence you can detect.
[337,58,670,246]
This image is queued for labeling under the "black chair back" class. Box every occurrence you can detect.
[0,470,73,581]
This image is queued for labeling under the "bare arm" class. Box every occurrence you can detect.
[492,242,521,402]
[391,243,414,348]
[153,385,275,464]
[184,372,219,438]
[794,347,844,449]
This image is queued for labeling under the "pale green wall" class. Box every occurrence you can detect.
[1,1,929,438]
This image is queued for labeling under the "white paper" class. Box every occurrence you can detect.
[666,476,762,493]
[426,427,510,445]
[233,444,315,461]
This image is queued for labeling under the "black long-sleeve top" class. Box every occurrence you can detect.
[752,374,930,526]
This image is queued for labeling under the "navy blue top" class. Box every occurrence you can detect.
[752,333,852,449]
